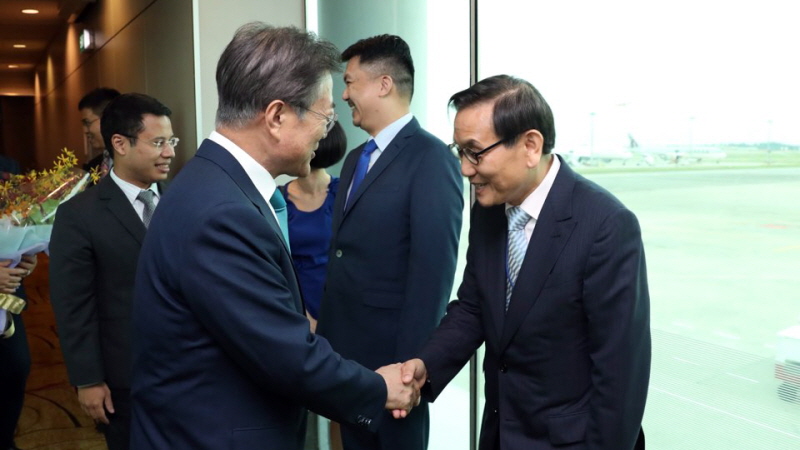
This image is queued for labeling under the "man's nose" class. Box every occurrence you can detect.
[162,144,176,157]
[460,157,476,177]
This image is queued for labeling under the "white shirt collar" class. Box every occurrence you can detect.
[371,113,413,152]
[507,154,561,221]
[208,131,277,215]
[109,168,160,206]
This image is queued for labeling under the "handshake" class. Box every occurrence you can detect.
[376,358,427,419]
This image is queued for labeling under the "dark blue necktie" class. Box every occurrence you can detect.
[269,190,290,251]
[346,139,379,209]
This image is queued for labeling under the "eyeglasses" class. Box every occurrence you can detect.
[296,106,337,134]
[449,139,505,165]
[81,118,99,128]
[123,135,180,149]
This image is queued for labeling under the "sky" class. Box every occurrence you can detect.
[478,0,800,150]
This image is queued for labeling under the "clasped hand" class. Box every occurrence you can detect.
[376,358,428,419]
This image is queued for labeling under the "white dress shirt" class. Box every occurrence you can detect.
[209,131,280,222]
[506,154,561,244]
[109,168,160,222]
[347,113,414,199]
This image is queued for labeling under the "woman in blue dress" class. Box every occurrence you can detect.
[280,121,346,332]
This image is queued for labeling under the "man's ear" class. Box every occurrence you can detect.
[523,129,544,168]
[378,75,394,97]
[264,100,287,139]
[111,134,128,158]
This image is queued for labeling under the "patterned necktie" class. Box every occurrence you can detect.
[137,189,156,228]
[505,206,530,311]
[269,190,291,251]
[346,139,379,209]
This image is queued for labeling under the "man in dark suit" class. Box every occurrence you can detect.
[130,23,419,450]
[78,88,121,177]
[50,93,176,450]
[317,35,463,450]
[399,75,651,450]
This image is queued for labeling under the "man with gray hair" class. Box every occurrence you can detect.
[130,23,419,450]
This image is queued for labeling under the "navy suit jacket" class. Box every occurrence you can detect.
[130,140,387,450]
[318,118,463,370]
[418,156,651,450]
[50,175,162,389]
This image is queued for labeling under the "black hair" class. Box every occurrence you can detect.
[342,34,414,100]
[449,75,555,154]
[101,93,172,159]
[78,88,121,115]
[310,121,346,169]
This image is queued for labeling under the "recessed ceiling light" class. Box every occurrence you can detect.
[13,44,26,49]
[8,65,20,68]
[22,9,40,14]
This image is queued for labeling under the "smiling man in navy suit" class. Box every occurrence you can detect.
[317,35,463,450]
[130,24,419,450]
[400,75,651,450]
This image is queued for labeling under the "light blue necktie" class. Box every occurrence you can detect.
[346,139,379,209]
[506,206,530,311]
[270,190,290,251]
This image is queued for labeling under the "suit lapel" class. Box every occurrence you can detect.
[481,205,510,353]
[499,156,578,353]
[332,145,359,230]
[195,140,289,253]
[99,177,147,244]
[195,140,303,313]
[342,118,420,217]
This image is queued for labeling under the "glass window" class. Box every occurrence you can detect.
[479,1,800,449]
[310,1,472,449]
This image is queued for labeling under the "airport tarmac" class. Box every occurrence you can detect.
[429,165,800,450]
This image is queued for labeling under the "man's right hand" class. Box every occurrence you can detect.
[376,363,420,419]
[400,358,428,391]
[390,359,429,418]
[77,383,114,424]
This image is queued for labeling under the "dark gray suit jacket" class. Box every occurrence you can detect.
[50,175,160,389]
[419,156,650,450]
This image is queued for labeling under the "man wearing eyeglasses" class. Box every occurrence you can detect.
[50,93,176,450]
[317,35,463,450]
[399,75,651,450]
[78,87,121,177]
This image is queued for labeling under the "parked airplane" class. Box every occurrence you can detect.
[562,135,727,167]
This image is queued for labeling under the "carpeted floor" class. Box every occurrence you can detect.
[14,254,106,449]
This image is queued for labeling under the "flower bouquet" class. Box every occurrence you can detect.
[1,149,90,336]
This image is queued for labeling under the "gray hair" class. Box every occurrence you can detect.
[215,23,341,128]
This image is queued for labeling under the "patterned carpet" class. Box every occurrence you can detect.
[14,255,106,449]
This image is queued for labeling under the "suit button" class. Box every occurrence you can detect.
[335,249,343,258]
[500,363,508,373]
[493,409,498,414]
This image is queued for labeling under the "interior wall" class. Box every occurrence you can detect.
[316,0,430,176]
[192,0,305,141]
[30,0,306,173]
[33,0,196,174]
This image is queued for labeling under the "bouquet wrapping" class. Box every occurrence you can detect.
[0,149,90,335]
